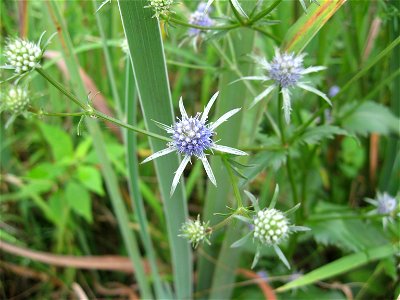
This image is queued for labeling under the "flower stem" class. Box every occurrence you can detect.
[209,214,235,233]
[222,156,243,208]
[36,68,171,142]
[277,90,298,207]
[247,0,283,25]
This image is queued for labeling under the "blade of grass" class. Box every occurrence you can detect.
[276,243,397,292]
[117,1,192,298]
[46,1,152,298]
[124,60,164,298]
[283,0,347,53]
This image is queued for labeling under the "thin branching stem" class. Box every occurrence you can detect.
[36,68,171,142]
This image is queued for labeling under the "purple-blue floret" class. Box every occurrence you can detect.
[269,53,304,88]
[172,116,214,157]
[188,10,213,37]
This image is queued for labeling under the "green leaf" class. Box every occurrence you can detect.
[75,165,104,196]
[231,231,253,248]
[66,181,92,223]
[342,101,400,136]
[277,243,397,292]
[300,125,348,145]
[283,0,347,53]
[118,1,191,298]
[38,123,73,161]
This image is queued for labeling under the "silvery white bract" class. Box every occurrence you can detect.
[178,215,211,248]
[241,48,331,124]
[146,0,173,18]
[141,91,248,196]
[365,192,399,229]
[231,186,310,269]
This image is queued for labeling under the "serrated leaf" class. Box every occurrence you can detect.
[38,123,73,161]
[75,165,104,196]
[300,125,348,145]
[342,101,400,136]
[66,181,92,223]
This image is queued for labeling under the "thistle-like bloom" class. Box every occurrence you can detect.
[1,86,30,114]
[180,3,214,51]
[231,187,310,269]
[3,38,42,74]
[365,192,399,228]
[141,91,247,196]
[2,32,55,79]
[146,0,173,18]
[241,48,331,123]
[179,215,212,248]
[1,86,30,128]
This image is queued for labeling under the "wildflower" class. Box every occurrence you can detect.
[241,48,331,123]
[365,192,399,228]
[328,85,340,98]
[2,32,54,78]
[231,187,310,269]
[146,0,173,18]
[1,86,30,115]
[185,3,214,50]
[179,215,211,248]
[0,86,30,128]
[141,91,247,196]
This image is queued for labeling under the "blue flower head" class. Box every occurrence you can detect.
[240,48,331,124]
[142,91,247,196]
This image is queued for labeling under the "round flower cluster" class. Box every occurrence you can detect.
[4,38,42,74]
[188,11,214,37]
[376,193,397,214]
[253,208,290,245]
[179,216,211,248]
[1,87,30,115]
[147,0,173,17]
[171,115,213,157]
[269,52,304,88]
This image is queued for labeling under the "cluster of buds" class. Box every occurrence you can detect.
[1,86,30,115]
[4,38,43,74]
[179,215,211,248]
[254,208,290,246]
[231,187,310,269]
[146,0,173,18]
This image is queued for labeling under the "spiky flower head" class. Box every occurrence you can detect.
[4,38,42,74]
[253,208,290,246]
[365,192,399,228]
[1,86,30,115]
[188,6,214,38]
[231,187,310,269]
[268,52,304,88]
[141,91,247,196]
[179,215,211,248]
[147,0,173,18]
[240,48,330,124]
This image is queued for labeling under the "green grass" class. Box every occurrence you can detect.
[0,0,399,299]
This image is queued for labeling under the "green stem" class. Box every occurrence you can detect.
[247,0,283,25]
[277,90,286,144]
[166,16,240,31]
[210,214,235,232]
[36,68,171,142]
[222,156,243,208]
